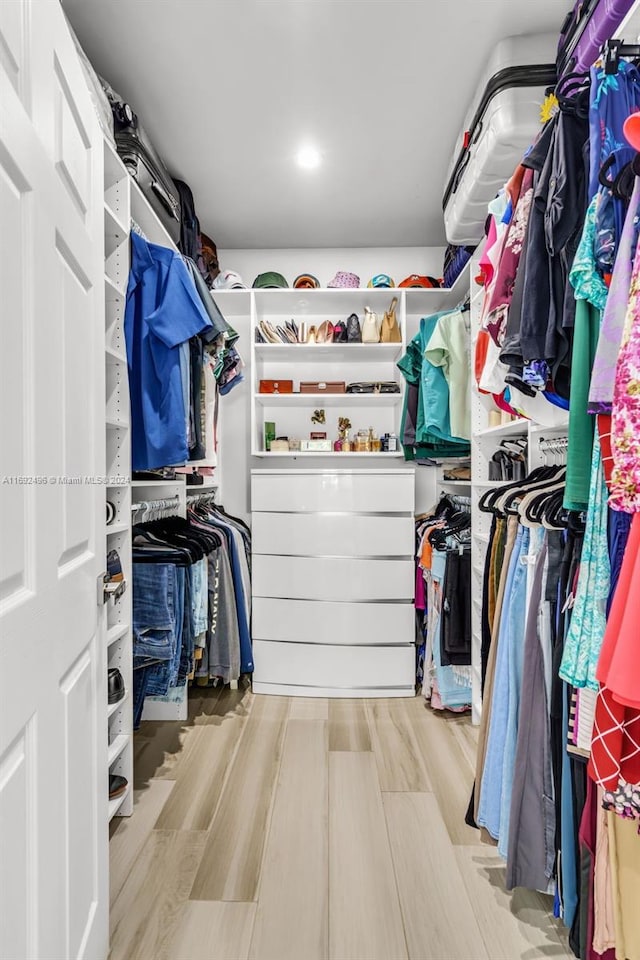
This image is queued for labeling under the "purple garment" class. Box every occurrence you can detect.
[571,0,636,75]
[588,177,640,413]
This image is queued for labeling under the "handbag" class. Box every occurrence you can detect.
[346,382,401,394]
[361,306,380,343]
[333,320,348,342]
[346,312,362,343]
[380,296,401,343]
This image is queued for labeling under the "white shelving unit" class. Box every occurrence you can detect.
[250,288,407,458]
[103,138,133,820]
[468,255,569,725]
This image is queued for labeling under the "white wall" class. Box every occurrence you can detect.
[217,246,445,524]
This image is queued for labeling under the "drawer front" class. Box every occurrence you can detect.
[252,512,413,558]
[251,472,414,514]
[253,597,415,645]
[253,555,414,602]
[252,639,415,689]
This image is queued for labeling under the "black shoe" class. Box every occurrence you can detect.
[109,774,128,800]
[108,668,125,704]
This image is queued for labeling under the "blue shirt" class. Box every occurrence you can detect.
[125,233,212,470]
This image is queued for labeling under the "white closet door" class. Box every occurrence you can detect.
[0,2,107,959]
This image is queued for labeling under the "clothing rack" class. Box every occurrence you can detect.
[130,217,148,240]
[186,489,217,505]
[444,493,471,509]
[131,494,181,521]
[603,38,640,74]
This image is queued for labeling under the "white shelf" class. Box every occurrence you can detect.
[107,623,129,648]
[106,345,127,364]
[131,478,185,488]
[130,179,179,252]
[103,133,134,819]
[254,342,403,362]
[253,451,405,459]
[104,201,128,241]
[107,691,128,719]
[104,273,126,301]
[471,479,513,488]
[103,138,126,191]
[108,784,131,822]
[186,480,218,493]
[404,266,471,316]
[254,392,402,408]
[475,418,530,439]
[107,521,129,536]
[211,289,252,318]
[253,287,407,318]
[107,733,130,767]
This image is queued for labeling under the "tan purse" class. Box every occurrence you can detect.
[380,296,401,343]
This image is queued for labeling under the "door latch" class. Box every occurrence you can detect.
[97,572,126,605]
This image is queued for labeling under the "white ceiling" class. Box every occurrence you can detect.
[63,0,566,249]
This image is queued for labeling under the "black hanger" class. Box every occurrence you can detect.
[477,465,555,515]
[555,70,590,101]
[603,37,640,75]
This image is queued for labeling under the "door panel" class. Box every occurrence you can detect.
[0,0,28,105]
[0,157,31,605]
[0,2,107,958]
[53,54,91,216]
[0,722,35,960]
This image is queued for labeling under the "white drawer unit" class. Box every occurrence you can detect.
[253,555,414,602]
[252,511,414,558]
[252,640,415,697]
[251,470,415,514]
[252,597,415,646]
[251,469,416,697]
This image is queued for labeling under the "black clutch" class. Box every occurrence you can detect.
[346,382,400,394]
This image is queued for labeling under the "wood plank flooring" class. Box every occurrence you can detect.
[110,688,574,960]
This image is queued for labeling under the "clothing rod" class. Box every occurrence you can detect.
[186,489,217,502]
[440,492,471,507]
[538,437,569,450]
[131,494,181,513]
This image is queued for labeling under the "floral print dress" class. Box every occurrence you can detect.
[609,238,640,512]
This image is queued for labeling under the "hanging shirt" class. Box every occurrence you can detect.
[423,309,471,441]
[125,232,213,470]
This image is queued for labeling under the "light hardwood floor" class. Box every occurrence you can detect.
[109,686,574,960]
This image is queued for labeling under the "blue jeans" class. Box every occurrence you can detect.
[146,566,184,697]
[132,563,176,660]
[498,527,532,858]
[192,558,208,637]
[607,508,632,614]
[478,526,527,840]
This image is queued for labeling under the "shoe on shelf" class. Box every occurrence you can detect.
[106,549,124,583]
[307,325,317,344]
[109,774,128,800]
[108,668,125,705]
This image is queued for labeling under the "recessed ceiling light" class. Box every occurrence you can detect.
[296,145,322,170]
